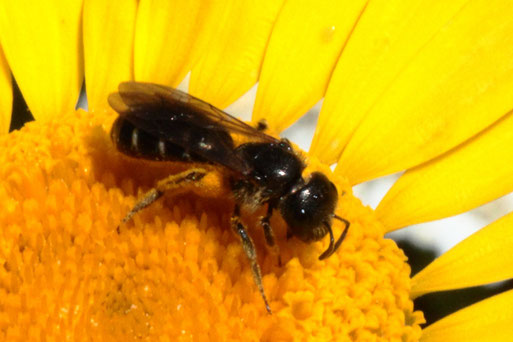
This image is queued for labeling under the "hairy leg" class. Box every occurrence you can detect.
[118,168,207,230]
[260,201,282,266]
[232,205,272,314]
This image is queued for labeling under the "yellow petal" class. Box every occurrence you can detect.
[420,289,513,342]
[252,0,368,131]
[0,0,83,120]
[0,44,11,133]
[83,0,137,112]
[189,0,284,109]
[134,0,211,87]
[310,0,469,164]
[376,112,513,231]
[411,213,513,298]
[331,0,513,184]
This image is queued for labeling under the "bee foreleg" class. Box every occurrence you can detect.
[231,205,272,314]
[118,168,207,230]
[255,119,268,131]
[260,201,282,266]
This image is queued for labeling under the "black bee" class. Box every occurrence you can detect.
[109,82,350,314]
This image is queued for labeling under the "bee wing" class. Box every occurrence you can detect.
[110,82,279,144]
[109,82,279,174]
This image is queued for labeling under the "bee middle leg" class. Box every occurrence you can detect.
[118,168,207,229]
[231,204,272,314]
[260,201,282,266]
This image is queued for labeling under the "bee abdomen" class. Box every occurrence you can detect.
[111,117,195,162]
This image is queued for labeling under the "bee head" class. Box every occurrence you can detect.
[279,172,349,259]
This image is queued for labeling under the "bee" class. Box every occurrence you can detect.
[109,82,350,314]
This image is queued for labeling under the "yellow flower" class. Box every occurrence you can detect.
[1,0,513,341]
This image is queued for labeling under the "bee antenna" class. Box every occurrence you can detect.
[333,215,350,253]
[318,215,350,260]
[318,222,334,260]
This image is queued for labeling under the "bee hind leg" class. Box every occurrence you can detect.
[232,205,272,314]
[118,168,207,231]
